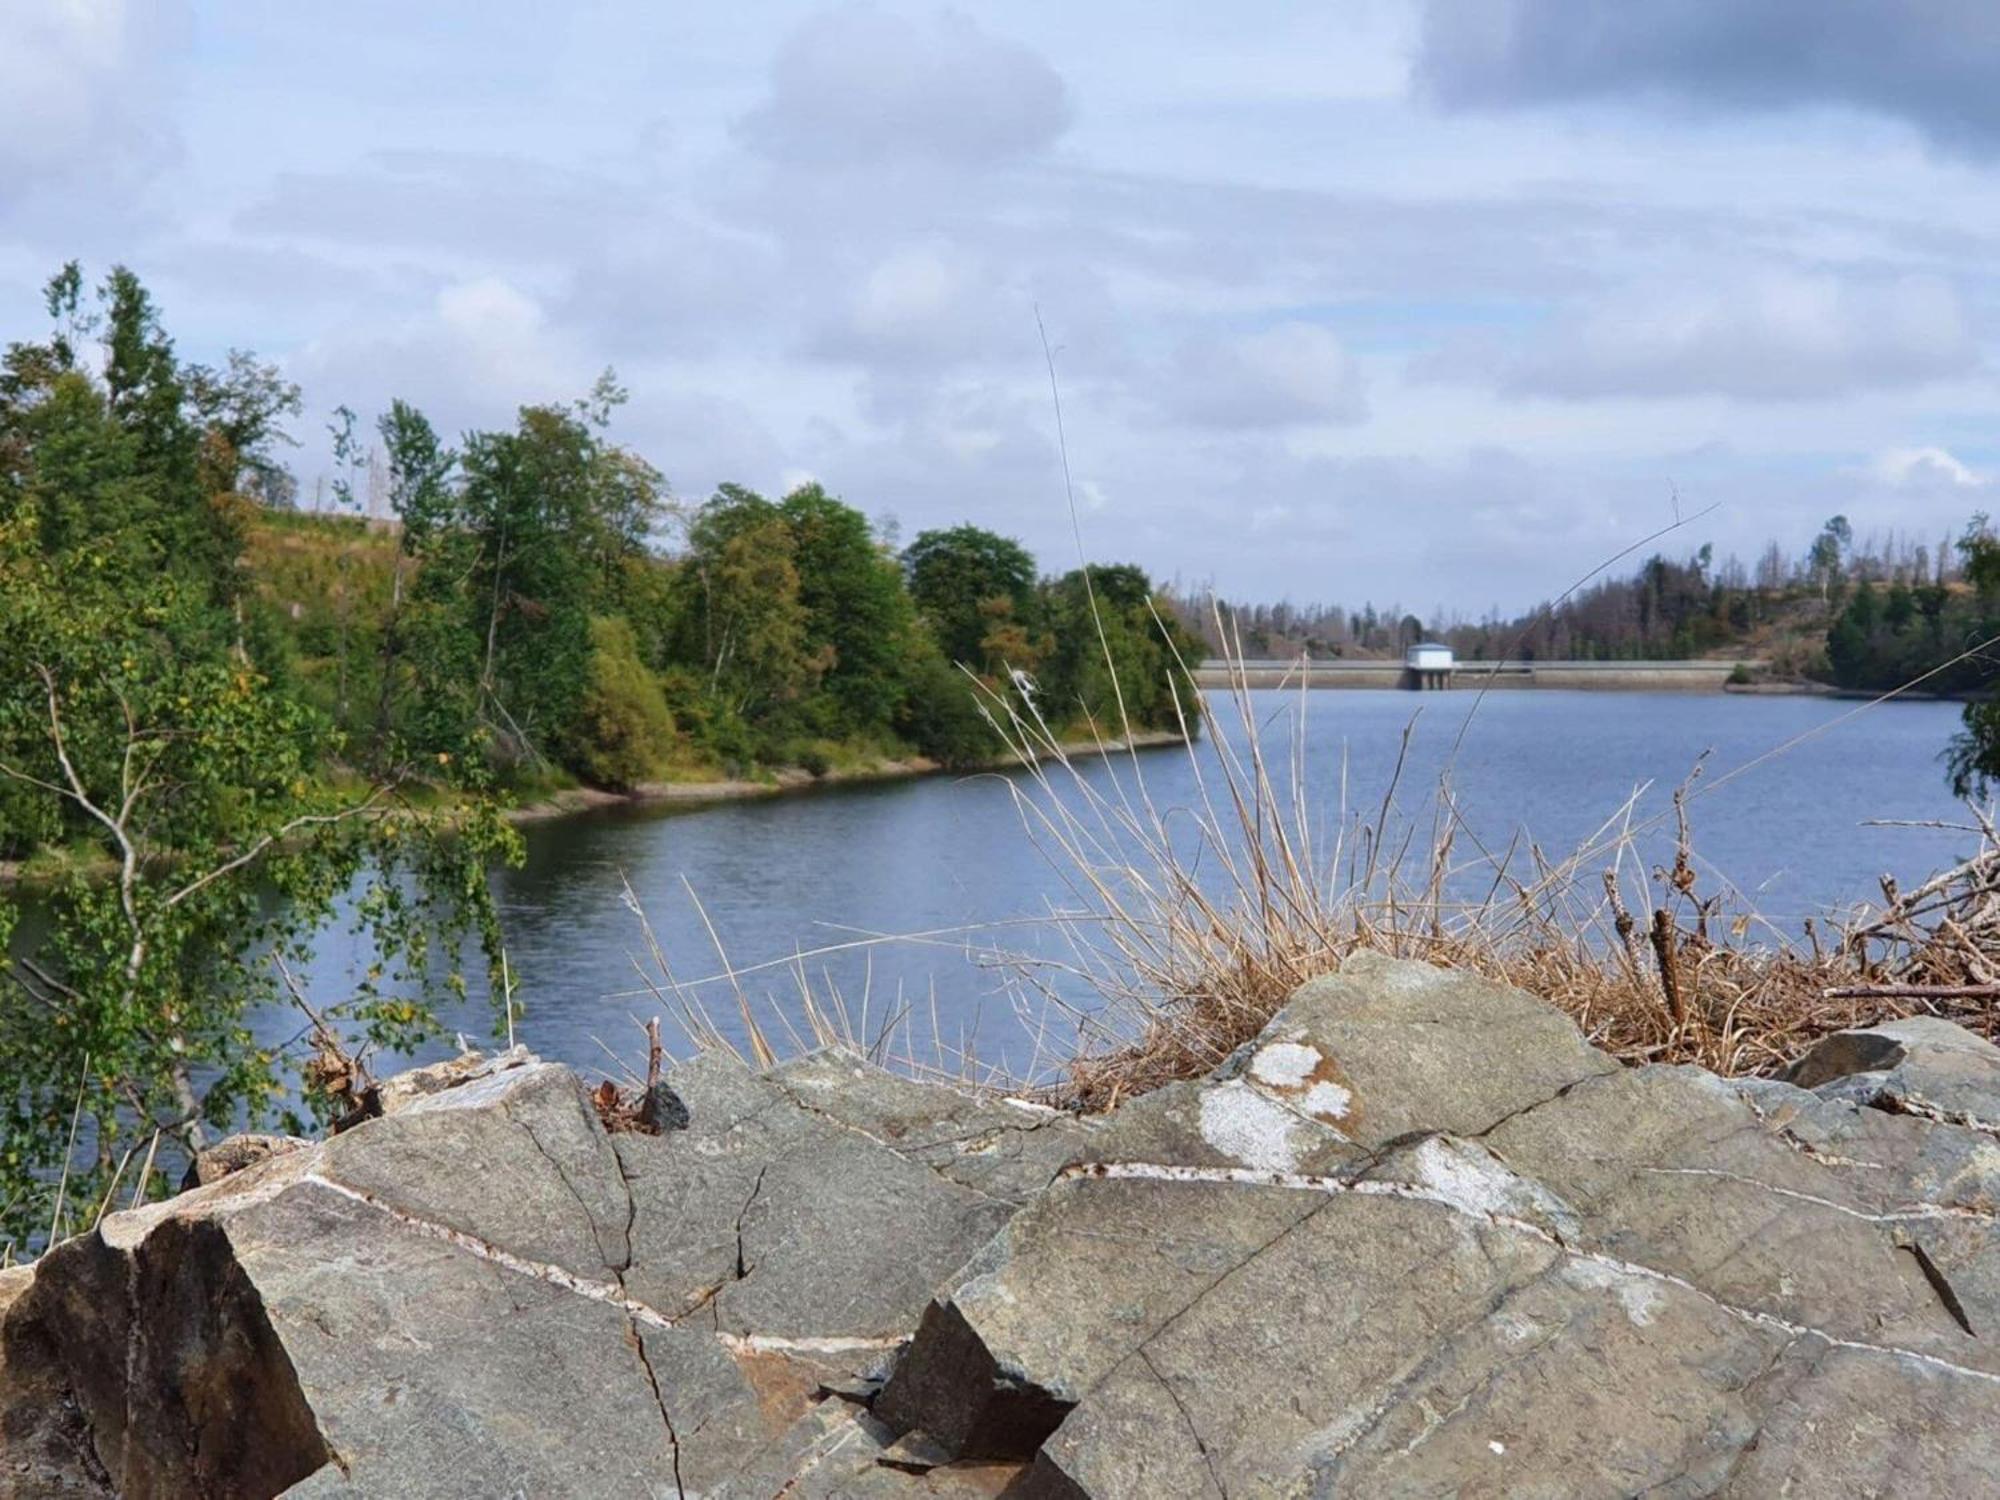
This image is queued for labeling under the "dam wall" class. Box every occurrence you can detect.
[1193,658,1759,691]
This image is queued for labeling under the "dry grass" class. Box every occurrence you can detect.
[971,641,2000,1113]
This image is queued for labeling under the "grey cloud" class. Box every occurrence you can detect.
[237,151,646,259]
[0,0,188,223]
[1441,270,1982,401]
[1157,322,1368,429]
[735,4,1071,168]
[1418,0,2000,150]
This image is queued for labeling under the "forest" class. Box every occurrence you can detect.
[0,264,1197,1246]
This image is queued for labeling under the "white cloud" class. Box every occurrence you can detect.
[1486,271,1981,401]
[1871,446,1984,488]
[0,0,185,207]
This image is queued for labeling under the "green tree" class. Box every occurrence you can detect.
[903,524,1037,668]
[1036,563,1200,734]
[1,264,240,613]
[777,483,916,734]
[1809,514,1852,603]
[676,487,824,731]
[0,532,511,1250]
[0,266,518,1247]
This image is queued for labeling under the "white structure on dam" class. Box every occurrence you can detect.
[1404,642,1454,690]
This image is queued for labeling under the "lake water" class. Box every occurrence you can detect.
[288,689,1973,1086]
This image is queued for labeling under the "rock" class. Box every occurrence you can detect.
[179,1132,313,1191]
[1786,1016,2000,1125]
[763,1049,1098,1204]
[613,1051,1015,1366]
[373,1043,534,1115]
[879,956,2000,1496]
[0,1045,1022,1498]
[0,1261,113,1498]
[15,956,2000,1496]
[1212,947,1623,1149]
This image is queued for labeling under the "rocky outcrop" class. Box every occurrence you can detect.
[8,956,2000,1496]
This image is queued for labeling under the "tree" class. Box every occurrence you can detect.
[0,540,511,1249]
[1809,514,1853,603]
[676,489,823,727]
[903,524,1037,668]
[0,267,518,1247]
[777,483,916,735]
[185,348,303,506]
[2,264,240,613]
[388,381,662,773]
[1036,563,1200,734]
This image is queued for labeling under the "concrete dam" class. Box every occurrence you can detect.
[1193,652,1759,692]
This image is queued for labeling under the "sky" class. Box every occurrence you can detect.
[6,1,2000,614]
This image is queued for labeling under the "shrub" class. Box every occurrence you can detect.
[565,617,677,790]
[898,653,999,768]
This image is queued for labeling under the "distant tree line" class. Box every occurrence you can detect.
[1167,515,1976,668]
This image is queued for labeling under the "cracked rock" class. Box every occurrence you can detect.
[878,957,2000,1496]
[0,1046,1026,1498]
[15,956,2000,1496]
[1786,1015,2000,1126]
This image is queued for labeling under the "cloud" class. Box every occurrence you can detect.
[292,275,590,428]
[1870,446,1984,489]
[736,4,1071,168]
[1416,0,2000,151]
[1159,323,1368,428]
[237,151,644,260]
[0,0,187,209]
[1463,271,1981,401]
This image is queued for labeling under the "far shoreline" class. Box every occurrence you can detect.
[503,728,1191,825]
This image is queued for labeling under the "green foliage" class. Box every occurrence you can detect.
[778,483,917,734]
[897,646,999,768]
[674,486,824,731]
[0,267,517,1249]
[565,616,677,790]
[904,524,1038,669]
[1035,564,1201,734]
[0,260,1206,1245]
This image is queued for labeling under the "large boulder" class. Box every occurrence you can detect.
[0,1047,1031,1498]
[878,953,2000,1496]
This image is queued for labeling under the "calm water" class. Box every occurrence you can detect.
[289,689,1972,1083]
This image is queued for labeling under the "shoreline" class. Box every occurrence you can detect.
[0,730,1188,887]
[504,728,1190,824]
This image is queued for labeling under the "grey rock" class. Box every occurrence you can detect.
[614,1051,1017,1357]
[0,1045,1029,1498]
[880,957,2000,1497]
[17,956,2000,1496]
[765,1049,1096,1203]
[373,1044,535,1115]
[180,1132,314,1191]
[1215,948,1622,1148]
[1787,1015,2000,1125]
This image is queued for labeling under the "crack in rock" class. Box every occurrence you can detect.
[627,1320,686,1500]
[734,1164,768,1281]
[1138,1345,1227,1498]
[1634,1164,2000,1226]
[1057,1161,2000,1387]
[305,1173,682,1330]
